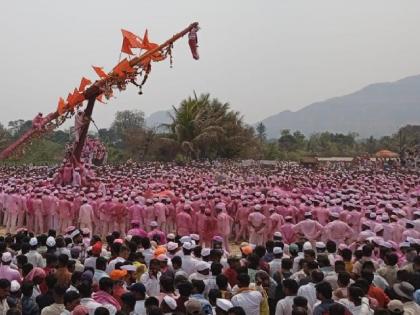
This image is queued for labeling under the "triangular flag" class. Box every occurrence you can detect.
[96,94,106,104]
[113,58,134,77]
[79,77,92,92]
[121,37,134,55]
[57,97,66,115]
[142,29,159,51]
[92,66,108,79]
[121,29,144,49]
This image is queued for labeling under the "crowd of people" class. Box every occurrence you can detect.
[0,162,418,315]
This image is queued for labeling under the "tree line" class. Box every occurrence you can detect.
[0,93,419,164]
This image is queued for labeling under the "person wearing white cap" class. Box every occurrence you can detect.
[216,298,233,315]
[78,198,94,236]
[26,238,45,268]
[0,252,21,283]
[293,212,324,244]
[181,242,199,276]
[147,221,166,245]
[322,212,354,245]
[161,295,177,314]
[268,247,283,277]
[176,205,193,237]
[188,261,210,281]
[231,273,262,315]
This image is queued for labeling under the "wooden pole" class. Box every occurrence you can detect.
[0,22,199,161]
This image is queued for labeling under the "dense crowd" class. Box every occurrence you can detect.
[0,162,419,315]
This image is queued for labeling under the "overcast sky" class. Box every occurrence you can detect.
[1,0,420,129]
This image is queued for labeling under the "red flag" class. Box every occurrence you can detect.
[113,58,134,77]
[122,29,144,48]
[96,94,106,104]
[142,29,158,51]
[92,66,108,79]
[79,77,92,92]
[121,38,134,55]
[57,97,66,115]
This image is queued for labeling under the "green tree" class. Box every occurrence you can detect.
[256,122,266,142]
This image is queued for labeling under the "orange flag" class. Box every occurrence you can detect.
[121,38,134,55]
[79,77,92,92]
[96,94,106,104]
[113,58,134,77]
[57,97,66,115]
[92,66,108,79]
[142,29,158,51]
[121,29,144,54]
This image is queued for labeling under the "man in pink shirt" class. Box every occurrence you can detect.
[280,216,296,244]
[293,212,324,243]
[176,204,193,237]
[248,204,266,246]
[59,195,73,234]
[98,196,113,237]
[78,198,94,234]
[215,203,234,252]
[143,199,156,232]
[127,220,147,238]
[128,198,144,228]
[154,199,167,234]
[147,221,167,245]
[322,212,354,245]
[235,200,250,243]
[0,253,21,283]
[267,207,285,240]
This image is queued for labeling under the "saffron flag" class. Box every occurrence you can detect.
[57,97,66,115]
[113,58,134,77]
[79,77,92,92]
[92,66,108,79]
[121,29,144,54]
[142,29,159,51]
[96,94,106,104]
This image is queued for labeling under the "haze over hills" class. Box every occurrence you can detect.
[259,75,420,139]
[145,75,420,139]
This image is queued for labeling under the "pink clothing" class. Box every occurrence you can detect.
[293,219,323,240]
[216,212,233,236]
[0,265,22,283]
[323,220,353,244]
[176,212,192,236]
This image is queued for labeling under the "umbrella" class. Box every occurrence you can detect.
[375,150,398,158]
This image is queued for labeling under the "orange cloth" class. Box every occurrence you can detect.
[92,66,108,79]
[121,29,144,54]
[57,97,66,115]
[109,269,127,281]
[113,58,134,77]
[79,77,92,92]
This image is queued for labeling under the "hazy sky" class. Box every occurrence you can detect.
[1,0,420,129]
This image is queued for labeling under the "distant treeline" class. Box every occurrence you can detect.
[1,94,419,164]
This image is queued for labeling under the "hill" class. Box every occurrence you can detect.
[259,75,420,138]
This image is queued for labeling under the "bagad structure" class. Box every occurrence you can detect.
[0,22,200,164]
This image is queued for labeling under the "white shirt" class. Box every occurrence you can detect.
[106,257,125,273]
[339,297,373,315]
[181,255,198,276]
[231,289,262,315]
[26,250,45,268]
[134,300,146,315]
[269,258,283,277]
[140,272,161,297]
[80,297,103,315]
[84,257,97,270]
[275,296,295,315]
[297,282,317,308]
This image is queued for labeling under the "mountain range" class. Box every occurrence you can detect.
[145,75,420,138]
[259,75,420,138]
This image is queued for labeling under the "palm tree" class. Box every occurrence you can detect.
[161,93,253,160]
